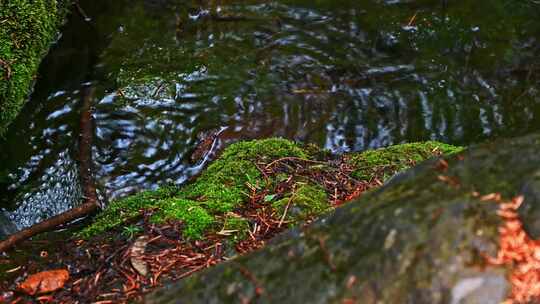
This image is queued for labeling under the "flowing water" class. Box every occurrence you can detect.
[1,0,539,232]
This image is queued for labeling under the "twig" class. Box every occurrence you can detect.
[152,82,165,98]
[407,11,418,26]
[74,0,92,23]
[265,157,326,170]
[177,264,207,280]
[278,186,297,228]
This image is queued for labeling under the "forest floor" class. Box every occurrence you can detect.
[0,138,462,303]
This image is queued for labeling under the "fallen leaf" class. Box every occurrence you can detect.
[480,192,502,202]
[437,175,461,188]
[18,269,69,295]
[434,159,449,172]
[130,236,149,277]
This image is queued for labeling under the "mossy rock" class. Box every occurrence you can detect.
[80,138,460,241]
[155,198,214,239]
[272,183,329,221]
[0,0,69,136]
[347,141,463,181]
[220,214,250,241]
[79,138,308,239]
[146,133,540,303]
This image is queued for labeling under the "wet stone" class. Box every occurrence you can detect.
[146,132,540,303]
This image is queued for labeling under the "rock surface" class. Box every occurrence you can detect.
[0,0,68,136]
[146,133,540,303]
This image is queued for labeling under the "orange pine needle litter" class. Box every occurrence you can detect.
[486,195,540,303]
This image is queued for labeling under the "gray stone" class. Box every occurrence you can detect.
[146,133,540,303]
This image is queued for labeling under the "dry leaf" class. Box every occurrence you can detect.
[480,192,502,202]
[130,235,149,277]
[437,175,460,188]
[18,269,69,295]
[346,275,357,289]
[434,159,449,172]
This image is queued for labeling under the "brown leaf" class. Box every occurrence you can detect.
[480,192,502,202]
[346,275,357,289]
[18,269,69,295]
[434,159,449,172]
[130,236,149,277]
[437,175,460,188]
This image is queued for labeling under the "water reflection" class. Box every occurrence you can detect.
[0,0,539,231]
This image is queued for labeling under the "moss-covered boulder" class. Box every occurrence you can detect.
[80,138,459,242]
[0,0,68,136]
[79,138,309,239]
[145,133,540,303]
[347,141,463,181]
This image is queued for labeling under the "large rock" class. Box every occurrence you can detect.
[146,133,540,303]
[0,0,68,136]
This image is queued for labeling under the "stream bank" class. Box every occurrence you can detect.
[0,0,539,302]
[2,0,539,234]
[0,138,460,302]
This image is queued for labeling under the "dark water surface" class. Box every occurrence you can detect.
[1,0,539,231]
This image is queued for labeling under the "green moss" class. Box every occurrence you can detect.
[272,183,329,222]
[78,185,178,238]
[348,141,463,181]
[221,214,250,241]
[0,0,68,136]
[79,138,461,241]
[180,138,307,213]
[80,138,307,239]
[155,198,214,239]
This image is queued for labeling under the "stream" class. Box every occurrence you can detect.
[0,0,539,234]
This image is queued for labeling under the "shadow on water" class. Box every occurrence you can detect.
[0,0,539,232]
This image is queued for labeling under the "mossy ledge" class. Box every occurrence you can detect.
[79,138,463,240]
[0,0,69,136]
